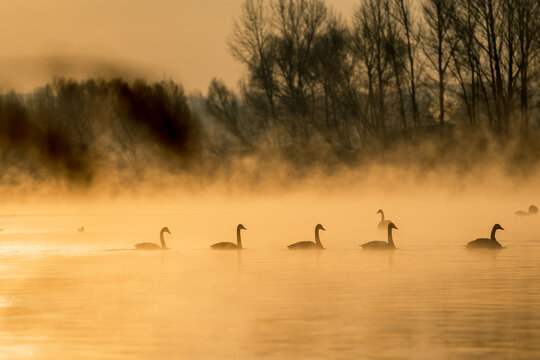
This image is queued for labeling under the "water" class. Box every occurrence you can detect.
[1,191,540,359]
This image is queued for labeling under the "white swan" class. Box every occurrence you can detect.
[466,224,503,249]
[361,222,398,250]
[211,224,246,249]
[135,227,171,250]
[288,224,325,249]
[377,209,392,229]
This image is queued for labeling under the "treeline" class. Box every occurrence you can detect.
[205,0,540,158]
[0,78,201,184]
[2,0,540,187]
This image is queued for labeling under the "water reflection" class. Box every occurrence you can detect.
[0,198,539,359]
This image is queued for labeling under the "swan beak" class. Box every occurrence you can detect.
[500,226,504,231]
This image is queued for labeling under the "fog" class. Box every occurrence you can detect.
[2,0,540,357]
[1,179,540,359]
[1,76,539,359]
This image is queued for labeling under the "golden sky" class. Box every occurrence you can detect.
[0,0,358,93]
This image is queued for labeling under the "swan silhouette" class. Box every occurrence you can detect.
[466,224,504,249]
[377,209,392,229]
[361,222,398,250]
[288,224,325,249]
[78,226,84,232]
[211,224,246,249]
[515,205,538,216]
[135,227,171,250]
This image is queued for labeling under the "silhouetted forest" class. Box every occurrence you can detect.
[2,0,540,187]
[0,78,201,185]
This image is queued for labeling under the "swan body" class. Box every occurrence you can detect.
[288,241,319,249]
[288,224,325,249]
[377,209,391,230]
[466,224,504,249]
[361,222,398,250]
[135,227,170,250]
[515,205,538,216]
[211,224,246,249]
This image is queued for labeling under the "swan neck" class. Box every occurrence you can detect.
[236,228,243,248]
[490,227,498,241]
[387,226,395,248]
[160,230,167,249]
[315,228,323,248]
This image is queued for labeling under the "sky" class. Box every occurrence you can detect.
[0,0,358,94]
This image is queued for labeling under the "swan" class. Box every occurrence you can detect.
[135,227,171,250]
[377,209,392,229]
[78,226,84,232]
[466,224,504,249]
[211,224,246,249]
[288,224,325,249]
[515,205,538,216]
[361,222,398,250]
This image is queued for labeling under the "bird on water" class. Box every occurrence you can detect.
[515,205,538,216]
[377,209,392,230]
[466,224,504,249]
[361,222,398,250]
[288,224,325,249]
[211,224,246,249]
[135,227,171,250]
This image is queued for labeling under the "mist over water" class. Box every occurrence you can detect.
[1,181,540,359]
[2,0,540,356]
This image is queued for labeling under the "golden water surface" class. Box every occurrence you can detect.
[1,190,539,359]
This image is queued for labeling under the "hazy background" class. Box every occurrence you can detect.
[1,2,540,358]
[0,0,358,92]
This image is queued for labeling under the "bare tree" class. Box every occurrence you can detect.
[353,0,392,135]
[206,78,254,151]
[393,0,420,128]
[422,0,456,132]
[272,0,328,144]
[229,0,278,142]
[514,0,540,132]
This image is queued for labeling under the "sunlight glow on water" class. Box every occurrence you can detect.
[1,192,540,359]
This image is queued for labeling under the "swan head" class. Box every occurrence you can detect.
[388,222,398,230]
[529,205,538,214]
[376,209,383,214]
[237,224,247,231]
[316,224,326,231]
[493,223,504,231]
[161,227,171,235]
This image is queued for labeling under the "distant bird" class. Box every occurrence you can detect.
[78,226,84,232]
[466,224,504,249]
[211,224,246,250]
[377,209,392,230]
[288,224,325,249]
[135,227,171,250]
[515,205,538,216]
[361,222,398,250]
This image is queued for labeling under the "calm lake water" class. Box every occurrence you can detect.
[1,193,540,359]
